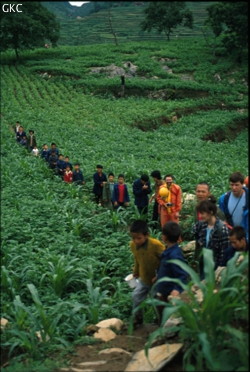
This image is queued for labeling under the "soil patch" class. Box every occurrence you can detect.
[202,118,248,142]
[91,86,209,100]
[132,105,247,132]
[55,324,184,372]
[133,116,171,131]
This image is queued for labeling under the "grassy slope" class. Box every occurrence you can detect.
[1,39,248,367]
[1,39,248,190]
[43,1,213,45]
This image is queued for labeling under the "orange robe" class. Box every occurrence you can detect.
[157,184,182,226]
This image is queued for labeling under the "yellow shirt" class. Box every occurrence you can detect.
[130,237,165,286]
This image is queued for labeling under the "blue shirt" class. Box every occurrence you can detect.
[206,227,212,247]
[73,170,84,184]
[133,178,152,208]
[228,192,246,227]
[156,243,188,296]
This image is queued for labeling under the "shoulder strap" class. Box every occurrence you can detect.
[243,187,248,210]
[223,192,231,215]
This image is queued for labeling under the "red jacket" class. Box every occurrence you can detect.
[64,170,73,183]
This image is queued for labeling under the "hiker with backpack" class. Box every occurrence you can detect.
[218,172,248,241]
[193,199,231,279]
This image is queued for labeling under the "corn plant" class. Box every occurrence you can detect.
[40,255,86,298]
[26,284,65,343]
[2,295,41,359]
[145,249,248,371]
[109,207,129,231]
[1,266,17,300]
[82,279,110,324]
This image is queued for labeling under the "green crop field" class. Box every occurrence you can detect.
[1,37,248,371]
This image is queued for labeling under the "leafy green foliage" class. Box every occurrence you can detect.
[141,2,193,41]
[0,38,248,369]
[205,2,248,58]
[145,249,248,371]
[0,2,60,58]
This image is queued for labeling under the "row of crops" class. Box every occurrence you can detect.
[1,39,248,370]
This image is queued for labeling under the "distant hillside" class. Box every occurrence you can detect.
[42,1,213,46]
[42,1,140,19]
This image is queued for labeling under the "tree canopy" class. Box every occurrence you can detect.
[205,2,248,55]
[0,2,60,59]
[140,2,193,41]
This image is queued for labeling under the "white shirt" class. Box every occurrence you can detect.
[32,148,39,156]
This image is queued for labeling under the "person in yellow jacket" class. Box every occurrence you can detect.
[157,174,182,227]
[129,220,165,326]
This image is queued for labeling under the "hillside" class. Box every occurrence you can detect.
[42,1,213,45]
[1,38,248,371]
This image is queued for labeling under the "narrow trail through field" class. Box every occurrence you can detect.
[56,323,184,372]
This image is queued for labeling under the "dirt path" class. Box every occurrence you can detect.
[56,323,183,372]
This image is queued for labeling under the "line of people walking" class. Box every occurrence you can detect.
[13,121,248,288]
[130,174,248,324]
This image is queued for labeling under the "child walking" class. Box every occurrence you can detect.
[63,165,73,183]
[155,222,189,323]
[40,144,49,161]
[93,165,107,205]
[26,129,37,152]
[102,172,115,209]
[73,163,85,186]
[129,220,165,326]
[31,146,39,156]
[112,174,130,209]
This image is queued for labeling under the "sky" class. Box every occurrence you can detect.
[69,2,89,6]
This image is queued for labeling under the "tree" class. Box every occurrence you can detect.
[107,7,118,46]
[0,2,60,59]
[140,2,193,41]
[205,2,248,57]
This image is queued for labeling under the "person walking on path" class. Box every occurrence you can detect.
[218,171,248,240]
[16,126,26,144]
[13,121,21,134]
[112,174,130,209]
[193,199,231,279]
[47,143,59,158]
[157,174,182,227]
[73,163,85,186]
[194,181,225,221]
[129,220,164,326]
[154,222,188,323]
[133,174,152,217]
[149,170,165,225]
[93,165,107,205]
[102,172,115,209]
[26,129,37,152]
[63,165,73,183]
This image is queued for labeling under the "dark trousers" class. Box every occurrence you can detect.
[155,294,169,325]
[152,201,159,221]
[94,194,102,204]
[137,205,148,215]
[114,202,127,209]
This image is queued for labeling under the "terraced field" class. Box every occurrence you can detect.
[46,2,213,45]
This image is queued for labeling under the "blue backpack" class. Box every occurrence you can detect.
[219,187,248,237]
